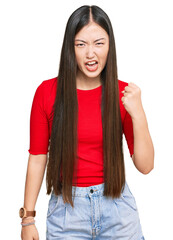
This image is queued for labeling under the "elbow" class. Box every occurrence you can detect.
[133,152,155,175]
[137,151,155,175]
[141,164,154,175]
[142,153,155,175]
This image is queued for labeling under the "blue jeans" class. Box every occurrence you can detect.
[46,181,145,239]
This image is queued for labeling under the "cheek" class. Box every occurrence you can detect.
[75,50,84,67]
[100,53,108,66]
[98,47,109,64]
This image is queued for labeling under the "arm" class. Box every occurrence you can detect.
[25,81,49,209]
[23,154,47,211]
[121,82,154,174]
[131,109,154,174]
[21,154,47,240]
[21,81,49,239]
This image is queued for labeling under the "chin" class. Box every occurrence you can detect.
[83,70,101,79]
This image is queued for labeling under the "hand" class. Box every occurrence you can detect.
[21,224,39,240]
[121,82,144,120]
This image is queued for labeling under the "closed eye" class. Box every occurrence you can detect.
[75,43,85,47]
[96,42,104,45]
[75,43,104,47]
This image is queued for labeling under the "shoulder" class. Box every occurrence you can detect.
[35,76,57,100]
[39,76,57,91]
[33,76,57,112]
[118,79,129,90]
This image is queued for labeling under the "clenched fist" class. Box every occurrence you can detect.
[121,82,144,120]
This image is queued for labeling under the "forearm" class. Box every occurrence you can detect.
[132,109,154,174]
[23,154,47,210]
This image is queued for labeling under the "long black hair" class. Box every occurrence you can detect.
[46,5,125,207]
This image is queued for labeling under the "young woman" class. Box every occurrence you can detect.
[20,5,154,240]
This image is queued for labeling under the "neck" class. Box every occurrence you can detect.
[76,72,102,90]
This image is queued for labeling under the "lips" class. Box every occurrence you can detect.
[85,60,98,72]
[85,60,98,66]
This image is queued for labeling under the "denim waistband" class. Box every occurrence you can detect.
[71,181,128,197]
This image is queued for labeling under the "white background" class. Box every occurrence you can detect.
[1,0,173,239]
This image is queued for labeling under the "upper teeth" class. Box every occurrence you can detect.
[87,61,97,65]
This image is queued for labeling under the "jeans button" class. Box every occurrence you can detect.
[90,189,94,193]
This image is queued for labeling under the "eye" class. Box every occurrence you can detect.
[96,42,104,45]
[75,43,85,47]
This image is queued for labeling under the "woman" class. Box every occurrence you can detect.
[20,5,154,240]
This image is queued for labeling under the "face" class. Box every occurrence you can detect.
[74,22,109,82]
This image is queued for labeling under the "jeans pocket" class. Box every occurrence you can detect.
[121,183,137,211]
[113,183,137,217]
[47,194,59,218]
[120,193,137,211]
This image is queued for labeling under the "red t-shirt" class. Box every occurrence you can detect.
[28,77,134,186]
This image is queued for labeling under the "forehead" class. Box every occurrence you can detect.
[75,22,108,40]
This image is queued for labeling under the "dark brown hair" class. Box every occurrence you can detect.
[46,5,125,207]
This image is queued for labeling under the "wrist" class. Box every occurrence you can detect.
[19,207,36,218]
[131,109,146,122]
[21,220,35,227]
[21,216,35,223]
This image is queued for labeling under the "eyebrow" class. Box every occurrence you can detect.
[75,38,106,43]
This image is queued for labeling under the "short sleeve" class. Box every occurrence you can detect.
[28,82,49,155]
[123,110,134,158]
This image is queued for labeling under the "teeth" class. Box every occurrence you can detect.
[86,61,97,65]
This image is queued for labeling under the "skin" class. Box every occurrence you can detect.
[21,154,47,240]
[21,17,154,240]
[74,21,109,90]
[121,83,154,174]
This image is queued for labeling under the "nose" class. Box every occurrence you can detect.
[86,45,95,59]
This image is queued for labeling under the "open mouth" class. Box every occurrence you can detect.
[85,60,98,66]
[85,61,98,71]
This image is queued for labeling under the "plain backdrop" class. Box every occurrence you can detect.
[1,0,173,239]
